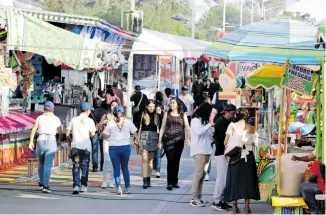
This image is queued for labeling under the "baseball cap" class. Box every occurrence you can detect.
[44,101,55,111]
[81,102,94,111]
[113,105,125,115]
[181,86,188,91]
[135,85,141,90]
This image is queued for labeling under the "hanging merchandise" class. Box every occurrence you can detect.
[7,9,118,70]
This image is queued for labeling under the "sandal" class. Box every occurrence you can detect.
[244,208,252,214]
[232,205,240,214]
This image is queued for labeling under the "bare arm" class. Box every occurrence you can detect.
[184,113,190,140]
[224,134,230,145]
[158,112,168,144]
[133,132,141,146]
[90,131,96,138]
[292,153,316,162]
[66,129,72,143]
[57,126,63,143]
[96,115,106,130]
[28,122,39,150]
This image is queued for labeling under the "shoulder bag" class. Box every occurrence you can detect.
[132,93,143,114]
[224,124,243,157]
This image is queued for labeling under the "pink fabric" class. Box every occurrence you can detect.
[0,111,41,134]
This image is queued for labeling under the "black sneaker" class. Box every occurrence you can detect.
[223,202,232,209]
[42,185,52,193]
[167,185,173,191]
[38,183,44,190]
[172,184,180,188]
[211,201,228,211]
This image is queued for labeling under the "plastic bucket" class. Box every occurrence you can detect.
[280,171,304,197]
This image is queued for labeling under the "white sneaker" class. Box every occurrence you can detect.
[204,174,209,181]
[101,181,107,188]
[80,185,88,192]
[108,181,115,188]
[116,186,123,195]
[156,171,161,178]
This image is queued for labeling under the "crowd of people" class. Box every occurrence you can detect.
[28,78,324,214]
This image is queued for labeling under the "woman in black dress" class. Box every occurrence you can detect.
[158,98,190,190]
[224,108,260,214]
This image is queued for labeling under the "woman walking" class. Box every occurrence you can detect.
[28,101,62,193]
[105,85,121,105]
[224,108,260,214]
[97,100,118,188]
[189,103,214,207]
[153,92,164,178]
[138,99,160,188]
[158,98,190,190]
[102,105,141,195]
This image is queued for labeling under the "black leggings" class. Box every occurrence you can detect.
[165,140,184,185]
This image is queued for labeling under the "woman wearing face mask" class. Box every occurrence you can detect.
[102,105,141,195]
[138,99,160,188]
[97,101,119,188]
[158,98,190,190]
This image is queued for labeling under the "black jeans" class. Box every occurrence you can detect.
[165,140,184,185]
[71,148,90,187]
[301,182,323,214]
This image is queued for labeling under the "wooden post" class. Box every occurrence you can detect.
[277,87,286,196]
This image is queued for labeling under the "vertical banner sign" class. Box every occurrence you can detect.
[281,61,317,95]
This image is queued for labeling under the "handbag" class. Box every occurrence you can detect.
[224,124,243,157]
[132,93,143,115]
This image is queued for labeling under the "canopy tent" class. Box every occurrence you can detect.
[132,28,211,60]
[206,19,324,65]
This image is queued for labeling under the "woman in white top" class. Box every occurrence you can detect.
[189,103,214,207]
[224,108,260,214]
[97,100,118,188]
[29,101,62,193]
[102,105,141,195]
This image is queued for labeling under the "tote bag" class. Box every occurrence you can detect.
[224,124,243,157]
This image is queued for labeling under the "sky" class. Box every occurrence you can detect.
[286,0,326,22]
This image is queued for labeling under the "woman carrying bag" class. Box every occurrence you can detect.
[224,108,260,214]
[138,99,160,189]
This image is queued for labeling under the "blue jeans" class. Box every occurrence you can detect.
[36,140,57,185]
[109,145,131,188]
[91,134,104,170]
[71,148,90,187]
[153,149,163,172]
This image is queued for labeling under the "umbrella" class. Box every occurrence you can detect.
[206,19,324,65]
[246,64,285,89]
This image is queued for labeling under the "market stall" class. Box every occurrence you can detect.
[205,19,324,214]
[0,8,134,172]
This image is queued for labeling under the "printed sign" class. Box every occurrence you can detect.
[158,55,173,65]
[281,62,317,95]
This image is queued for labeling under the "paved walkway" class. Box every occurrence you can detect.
[0,146,274,214]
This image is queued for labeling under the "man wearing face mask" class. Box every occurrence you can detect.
[211,104,236,211]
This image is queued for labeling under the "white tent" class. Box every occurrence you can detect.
[132,29,211,59]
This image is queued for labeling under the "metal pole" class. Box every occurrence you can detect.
[223,0,226,32]
[316,74,321,158]
[251,0,254,24]
[267,90,273,142]
[240,0,243,27]
[126,0,136,118]
[191,0,195,39]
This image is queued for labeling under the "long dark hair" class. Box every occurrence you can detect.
[108,100,118,113]
[168,97,184,115]
[192,103,213,125]
[106,85,114,96]
[142,99,159,126]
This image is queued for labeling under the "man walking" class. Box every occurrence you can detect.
[130,85,148,130]
[66,102,96,195]
[179,87,194,124]
[211,104,236,211]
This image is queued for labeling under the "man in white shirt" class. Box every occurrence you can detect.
[66,102,96,195]
[179,87,194,124]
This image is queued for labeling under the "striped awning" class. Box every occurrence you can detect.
[206,19,324,65]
